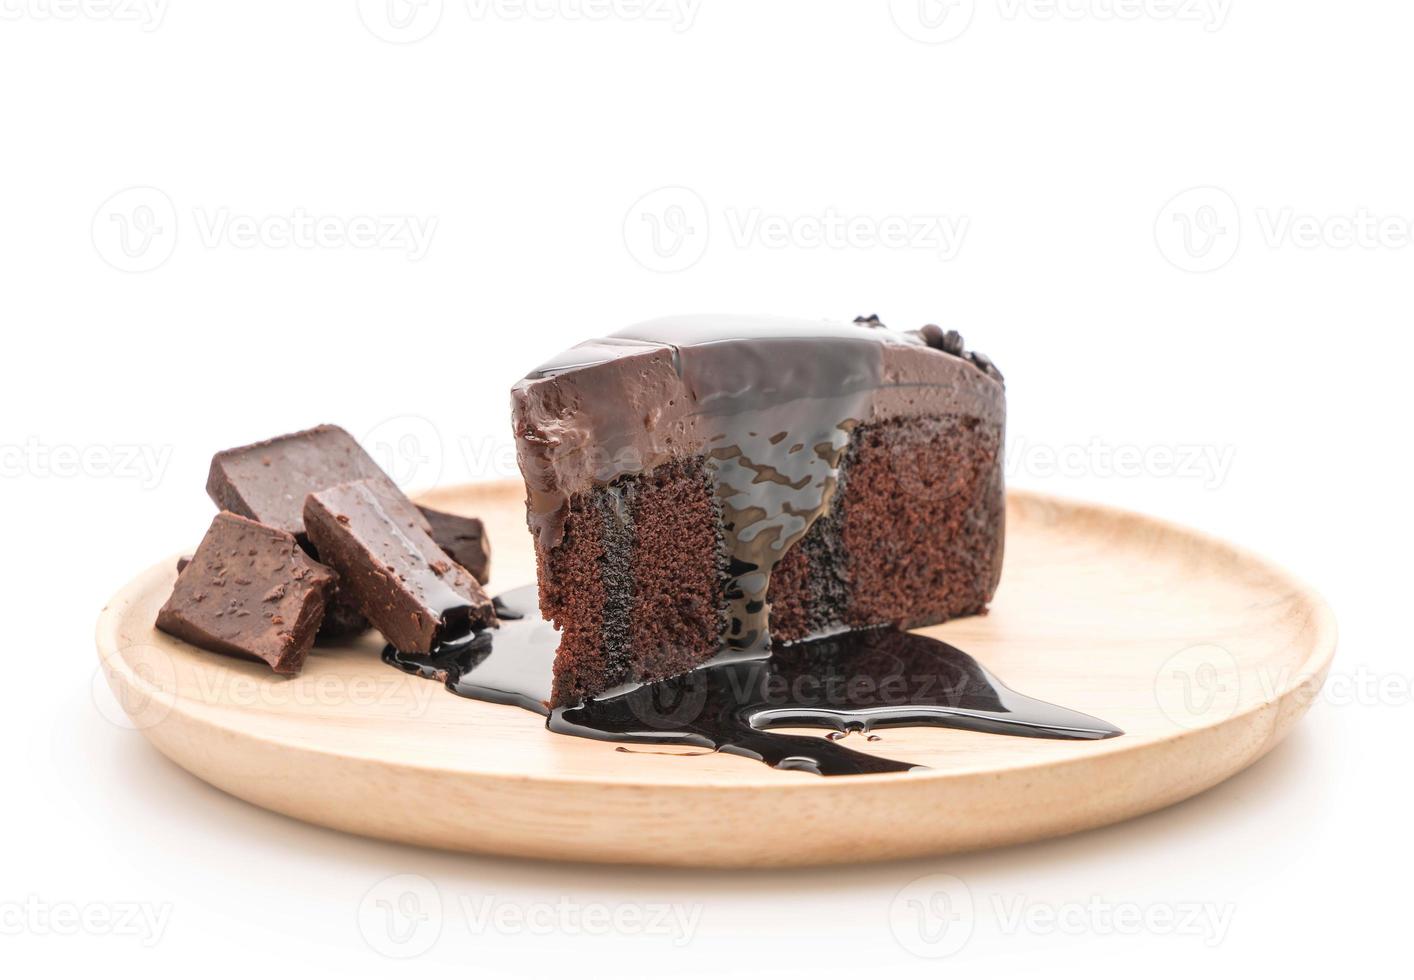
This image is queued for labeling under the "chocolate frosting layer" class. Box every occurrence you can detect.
[511,314,1005,650]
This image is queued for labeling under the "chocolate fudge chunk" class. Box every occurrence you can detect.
[207,424,428,542]
[156,512,335,675]
[304,481,497,653]
[418,505,492,584]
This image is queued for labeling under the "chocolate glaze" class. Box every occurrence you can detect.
[383,586,1123,777]
[512,315,1005,652]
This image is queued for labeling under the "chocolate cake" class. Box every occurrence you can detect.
[512,315,1006,707]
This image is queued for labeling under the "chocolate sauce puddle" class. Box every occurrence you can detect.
[384,586,1123,776]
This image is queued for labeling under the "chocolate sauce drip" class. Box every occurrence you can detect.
[383,586,1124,777]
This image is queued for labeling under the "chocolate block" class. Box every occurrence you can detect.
[207,424,428,542]
[156,512,335,675]
[418,505,492,584]
[305,481,497,653]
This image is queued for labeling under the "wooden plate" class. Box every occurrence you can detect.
[95,483,1335,867]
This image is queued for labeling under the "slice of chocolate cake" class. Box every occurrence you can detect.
[512,315,1006,707]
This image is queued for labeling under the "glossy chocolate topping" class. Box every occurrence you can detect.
[512,315,1005,651]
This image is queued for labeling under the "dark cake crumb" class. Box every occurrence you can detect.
[837,415,1003,628]
[627,459,727,686]
[540,492,613,707]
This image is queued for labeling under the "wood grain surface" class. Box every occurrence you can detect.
[95,483,1335,867]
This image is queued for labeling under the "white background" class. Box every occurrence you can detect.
[3,1,1409,975]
